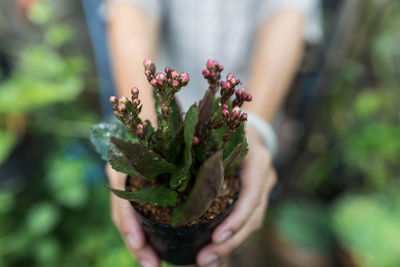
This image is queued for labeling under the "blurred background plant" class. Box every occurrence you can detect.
[0,0,399,266]
[0,0,147,266]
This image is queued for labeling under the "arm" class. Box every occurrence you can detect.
[197,9,305,266]
[107,3,160,267]
[108,1,159,124]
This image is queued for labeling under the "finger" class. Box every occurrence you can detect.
[106,163,126,188]
[197,197,267,266]
[212,156,272,244]
[128,243,160,267]
[115,197,146,250]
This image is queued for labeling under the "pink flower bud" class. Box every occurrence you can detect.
[222,104,228,110]
[171,79,180,88]
[165,66,172,74]
[246,94,252,101]
[143,59,153,69]
[226,73,237,84]
[156,72,167,85]
[232,106,241,118]
[240,113,248,121]
[222,109,229,117]
[133,98,141,106]
[162,104,169,118]
[113,110,119,116]
[206,59,219,70]
[218,65,224,71]
[136,124,144,137]
[150,78,157,86]
[170,71,179,79]
[235,89,244,97]
[193,136,200,145]
[131,87,139,98]
[179,72,190,85]
[117,102,126,112]
[144,69,152,76]
[121,96,129,104]
[221,80,232,89]
[202,69,211,77]
[109,96,118,104]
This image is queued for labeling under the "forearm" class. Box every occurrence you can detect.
[107,2,159,124]
[244,9,305,122]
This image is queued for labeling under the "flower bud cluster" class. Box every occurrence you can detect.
[221,104,248,132]
[232,88,252,107]
[202,59,224,95]
[143,59,189,101]
[219,73,244,105]
[110,87,146,139]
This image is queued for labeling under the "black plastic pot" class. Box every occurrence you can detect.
[126,180,238,265]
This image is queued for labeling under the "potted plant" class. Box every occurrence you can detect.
[90,59,252,265]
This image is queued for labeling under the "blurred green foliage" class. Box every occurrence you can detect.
[0,0,87,165]
[331,192,400,267]
[272,1,400,266]
[0,1,141,266]
[272,200,332,251]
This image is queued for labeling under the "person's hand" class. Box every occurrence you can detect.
[197,125,277,266]
[106,164,160,267]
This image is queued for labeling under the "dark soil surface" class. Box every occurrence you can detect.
[126,172,240,226]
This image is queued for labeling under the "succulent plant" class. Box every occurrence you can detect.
[91,59,251,226]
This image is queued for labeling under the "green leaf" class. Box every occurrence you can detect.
[195,90,214,141]
[110,137,176,179]
[144,120,155,142]
[224,138,248,171]
[174,150,224,226]
[170,105,198,188]
[223,124,245,159]
[164,126,184,162]
[168,98,183,137]
[171,199,187,225]
[108,144,144,178]
[90,121,130,161]
[105,184,178,206]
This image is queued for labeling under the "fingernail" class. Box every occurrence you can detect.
[126,234,140,250]
[201,253,219,266]
[139,259,151,267]
[207,262,221,267]
[216,230,232,243]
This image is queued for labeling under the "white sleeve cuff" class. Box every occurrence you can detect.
[244,111,279,159]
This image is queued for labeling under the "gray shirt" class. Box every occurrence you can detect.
[108,0,321,111]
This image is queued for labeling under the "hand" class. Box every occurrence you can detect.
[197,125,277,266]
[106,164,160,267]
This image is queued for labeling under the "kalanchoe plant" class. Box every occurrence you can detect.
[91,59,251,226]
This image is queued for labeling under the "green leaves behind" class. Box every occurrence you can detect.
[105,184,178,206]
[195,90,214,141]
[223,124,245,159]
[90,121,131,161]
[173,150,224,226]
[108,144,144,178]
[164,126,183,163]
[110,137,175,179]
[224,138,248,172]
[170,105,198,189]
[168,98,183,137]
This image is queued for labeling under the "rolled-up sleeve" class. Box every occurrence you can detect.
[257,0,322,44]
